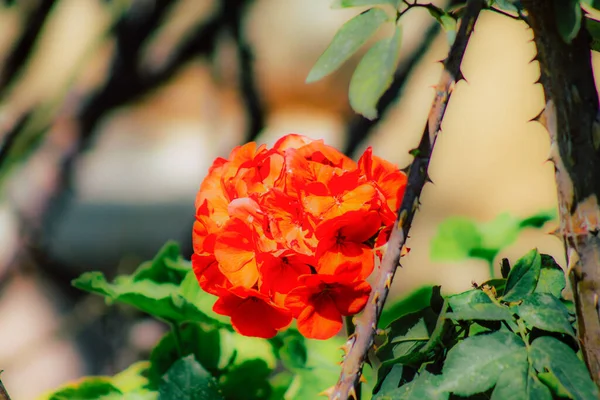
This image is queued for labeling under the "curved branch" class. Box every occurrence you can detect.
[330,1,484,398]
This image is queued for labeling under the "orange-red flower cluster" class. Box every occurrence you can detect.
[192,134,407,339]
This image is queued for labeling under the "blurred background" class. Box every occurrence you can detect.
[0,0,588,398]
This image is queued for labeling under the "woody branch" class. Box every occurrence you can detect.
[330,1,484,399]
[521,0,600,386]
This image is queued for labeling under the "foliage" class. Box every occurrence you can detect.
[41,242,350,400]
[372,249,597,400]
[430,210,555,277]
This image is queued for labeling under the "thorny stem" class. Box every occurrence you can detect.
[329,1,484,399]
[521,0,600,385]
[344,316,361,400]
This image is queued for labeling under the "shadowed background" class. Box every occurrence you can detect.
[0,0,583,398]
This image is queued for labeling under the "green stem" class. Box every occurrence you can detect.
[488,261,495,280]
[515,318,530,350]
[170,322,184,357]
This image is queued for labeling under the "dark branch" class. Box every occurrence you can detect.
[522,0,600,385]
[0,0,58,89]
[330,1,484,398]
[223,0,265,142]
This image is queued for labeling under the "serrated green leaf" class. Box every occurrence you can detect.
[515,293,574,336]
[374,370,449,400]
[440,331,526,396]
[446,289,514,322]
[158,355,223,400]
[502,249,541,302]
[73,272,216,324]
[585,17,600,52]
[534,255,566,298]
[529,336,599,400]
[306,7,390,83]
[332,0,400,8]
[553,0,582,44]
[349,25,402,119]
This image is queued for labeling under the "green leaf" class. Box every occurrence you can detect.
[585,17,600,52]
[178,271,230,325]
[73,272,215,324]
[378,307,439,366]
[306,7,390,83]
[379,286,434,328]
[430,217,482,261]
[374,370,449,400]
[72,247,223,325]
[278,332,308,370]
[534,254,566,298]
[515,293,574,336]
[133,241,189,284]
[112,362,156,398]
[440,331,526,396]
[518,210,555,229]
[491,362,552,400]
[426,6,457,45]
[502,249,541,302]
[582,0,600,9]
[217,332,278,400]
[490,0,520,13]
[148,323,226,387]
[332,0,400,8]
[446,288,515,324]
[46,379,123,400]
[158,355,223,400]
[553,0,583,44]
[282,335,346,399]
[349,25,402,119]
[529,336,599,400]
[431,212,554,265]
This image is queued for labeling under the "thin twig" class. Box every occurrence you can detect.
[0,373,11,400]
[330,1,484,398]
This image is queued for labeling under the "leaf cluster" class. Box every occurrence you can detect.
[373,249,598,400]
[41,242,348,400]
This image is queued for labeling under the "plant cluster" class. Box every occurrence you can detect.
[42,242,359,399]
[373,250,598,399]
[192,134,407,339]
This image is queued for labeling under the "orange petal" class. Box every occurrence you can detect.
[296,295,343,340]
